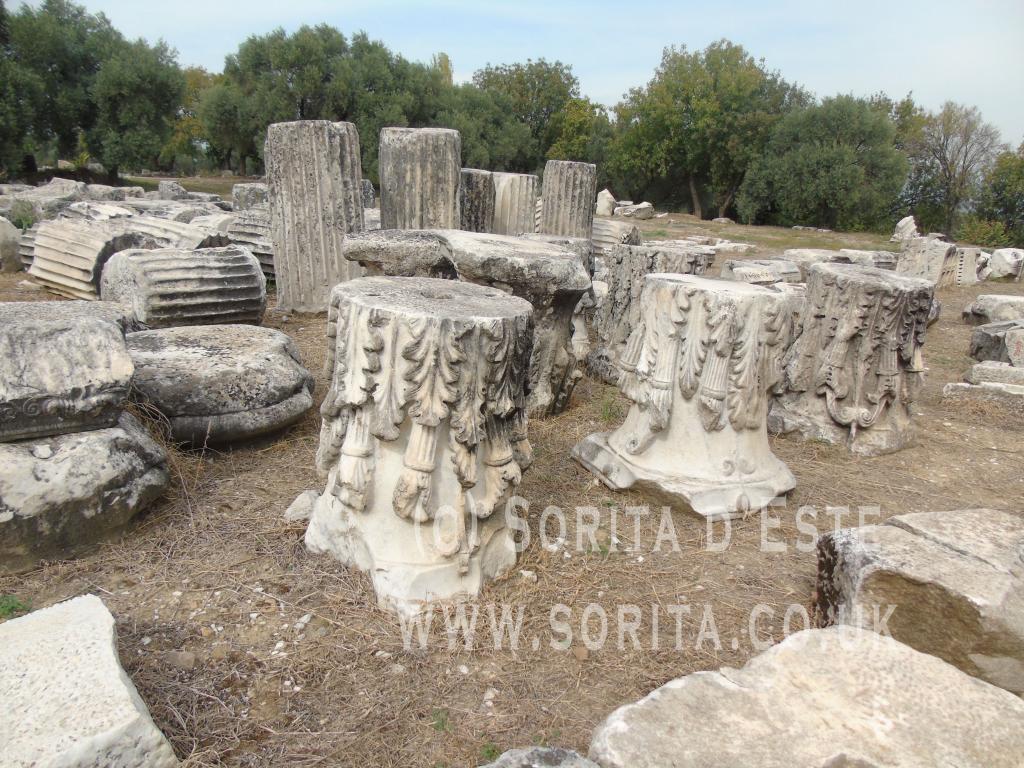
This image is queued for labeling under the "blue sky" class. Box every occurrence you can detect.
[39,0,1024,144]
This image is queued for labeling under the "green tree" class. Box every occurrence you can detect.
[161,67,220,172]
[976,143,1024,245]
[0,0,43,173]
[198,81,256,173]
[737,95,906,230]
[433,83,533,171]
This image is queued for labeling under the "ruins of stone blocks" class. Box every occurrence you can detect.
[341,229,591,416]
[970,319,1024,363]
[770,263,933,456]
[817,508,1024,696]
[379,127,461,230]
[100,246,267,328]
[589,626,1024,768]
[988,248,1024,280]
[896,236,959,286]
[127,325,314,445]
[590,218,641,258]
[0,595,179,766]
[304,276,534,615]
[612,201,654,219]
[539,160,597,238]
[231,182,268,211]
[265,120,365,312]
[574,274,796,520]
[720,258,801,285]
[891,214,919,242]
[459,168,495,233]
[226,207,275,276]
[963,294,1024,325]
[491,172,539,236]
[594,188,617,217]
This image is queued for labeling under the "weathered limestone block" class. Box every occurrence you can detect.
[491,172,539,236]
[231,182,268,211]
[520,233,593,274]
[100,246,266,328]
[304,276,534,615]
[712,216,734,224]
[342,229,590,416]
[119,198,224,222]
[962,294,1024,325]
[721,258,801,285]
[361,178,375,208]
[481,748,597,768]
[0,311,132,442]
[539,160,596,238]
[817,509,1024,695]
[0,215,19,272]
[594,188,617,217]
[969,319,1024,363]
[943,380,1024,412]
[574,274,796,520]
[227,207,275,276]
[589,626,1024,768]
[127,325,314,445]
[591,218,641,257]
[18,222,38,268]
[5,177,87,220]
[266,120,365,312]
[710,241,754,254]
[782,247,897,280]
[954,246,982,286]
[460,168,495,233]
[897,236,958,285]
[613,201,654,219]
[594,242,715,374]
[0,299,145,335]
[379,127,460,230]
[158,180,190,200]
[0,595,179,766]
[891,214,918,242]
[0,413,168,573]
[769,264,933,456]
[989,248,1024,280]
[967,360,1024,386]
[83,184,129,202]
[62,201,136,222]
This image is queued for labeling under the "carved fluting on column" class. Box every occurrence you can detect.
[305,276,534,615]
[769,263,933,456]
[573,274,796,520]
[227,207,275,276]
[265,120,365,312]
[459,169,495,233]
[591,218,642,258]
[100,246,267,328]
[539,160,597,238]
[341,229,591,416]
[491,172,539,236]
[379,127,461,230]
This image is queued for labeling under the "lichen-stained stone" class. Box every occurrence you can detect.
[0,299,145,334]
[126,325,314,446]
[480,747,598,768]
[341,229,590,416]
[0,310,132,442]
[265,120,365,312]
[231,182,268,211]
[305,276,534,615]
[574,274,796,520]
[0,595,179,766]
[969,319,1024,363]
[460,168,495,233]
[379,127,461,230]
[769,263,933,456]
[539,160,596,238]
[963,294,1024,325]
[491,172,539,236]
[817,508,1024,696]
[589,626,1024,768]
[100,246,266,328]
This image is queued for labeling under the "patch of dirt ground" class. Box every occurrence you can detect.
[1,219,1022,767]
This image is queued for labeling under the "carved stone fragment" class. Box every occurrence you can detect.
[304,276,534,615]
[459,168,495,233]
[231,182,268,211]
[227,206,274,276]
[491,172,539,236]
[573,274,796,519]
[590,218,641,258]
[539,160,596,238]
[379,127,461,230]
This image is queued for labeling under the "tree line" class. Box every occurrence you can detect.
[1,0,1021,244]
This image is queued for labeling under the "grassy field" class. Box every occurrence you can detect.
[124,175,255,199]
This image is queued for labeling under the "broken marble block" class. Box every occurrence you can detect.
[491,172,539,236]
[590,218,642,258]
[989,248,1024,280]
[265,120,365,312]
[17,222,38,268]
[594,188,617,217]
[157,180,190,200]
[588,626,1024,768]
[612,201,654,219]
[966,360,1024,386]
[0,595,179,766]
[720,258,801,285]
[127,325,314,445]
[0,299,145,334]
[305,276,534,616]
[379,127,461,230]
[0,310,132,442]
[231,182,268,211]
[891,214,919,242]
[896,236,960,287]
[574,274,796,520]
[539,160,596,238]
[460,168,495,233]
[969,319,1024,363]
[226,207,274,276]
[0,177,86,220]
[100,246,266,328]
[770,263,933,456]
[962,294,1024,325]
[817,508,1024,696]
[0,413,169,573]
[342,229,590,416]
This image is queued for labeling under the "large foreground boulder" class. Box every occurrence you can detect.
[817,509,1024,695]
[589,627,1024,768]
[127,325,314,445]
[0,595,179,766]
[0,413,169,574]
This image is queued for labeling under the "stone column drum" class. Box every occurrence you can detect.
[769,263,933,456]
[304,276,534,615]
[539,160,597,238]
[573,274,796,520]
[265,120,365,312]
[460,168,495,233]
[379,127,461,230]
[491,172,539,236]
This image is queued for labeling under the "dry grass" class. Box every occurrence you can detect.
[1,221,1023,766]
